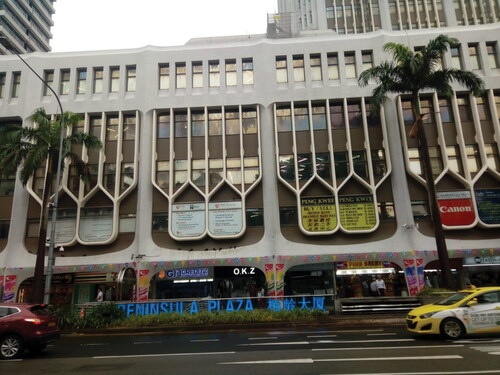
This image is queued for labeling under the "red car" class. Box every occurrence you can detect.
[0,304,60,360]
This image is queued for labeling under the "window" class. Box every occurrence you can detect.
[84,164,98,194]
[242,58,254,85]
[225,59,237,86]
[294,105,309,131]
[176,63,186,89]
[327,53,339,80]
[276,56,288,83]
[123,114,136,140]
[191,159,205,187]
[93,68,103,94]
[225,109,240,135]
[126,66,136,92]
[43,70,54,96]
[121,163,135,191]
[365,102,381,126]
[209,60,220,87]
[11,72,21,98]
[297,153,313,180]
[156,161,170,190]
[243,157,259,183]
[242,108,257,134]
[79,207,113,241]
[486,42,499,69]
[315,153,330,179]
[362,51,373,71]
[330,101,344,128]
[0,220,10,239]
[352,151,367,177]
[191,110,205,137]
[59,69,70,95]
[192,61,203,88]
[378,202,395,221]
[246,208,264,226]
[402,99,415,125]
[157,113,170,139]
[347,101,362,127]
[485,144,500,171]
[276,106,292,132]
[226,158,242,184]
[439,98,454,123]
[76,68,87,94]
[152,213,168,232]
[293,55,305,82]
[0,73,5,98]
[311,104,326,129]
[208,110,222,136]
[476,96,492,121]
[457,95,473,122]
[90,116,102,139]
[174,159,188,186]
[419,98,435,124]
[344,52,356,78]
[174,111,188,137]
[106,115,119,141]
[412,201,430,220]
[465,144,480,176]
[279,155,295,181]
[109,67,120,93]
[0,175,15,196]
[408,147,443,177]
[159,63,170,90]
[310,54,322,81]
[280,206,298,226]
[446,145,463,175]
[450,45,463,69]
[372,150,387,176]
[104,163,116,191]
[468,43,481,70]
[119,214,136,233]
[209,158,223,186]
[334,152,348,178]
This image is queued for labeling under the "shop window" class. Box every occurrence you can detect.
[246,208,264,226]
[242,58,254,85]
[191,111,205,137]
[191,159,205,187]
[159,63,170,90]
[327,53,339,80]
[123,114,136,140]
[208,110,223,136]
[310,54,322,81]
[156,161,170,190]
[412,201,430,220]
[279,206,298,226]
[293,55,305,82]
[439,97,454,123]
[43,70,54,96]
[209,60,220,87]
[279,155,295,181]
[106,115,119,141]
[174,111,188,137]
[119,214,136,233]
[225,109,240,135]
[225,59,237,86]
[276,56,288,83]
[312,104,327,129]
[0,220,10,239]
[294,105,309,131]
[330,101,344,128]
[192,61,203,88]
[378,202,395,221]
[157,113,170,138]
[486,143,500,171]
[175,63,186,89]
[152,213,168,232]
[242,108,257,134]
[174,159,188,186]
[276,106,292,132]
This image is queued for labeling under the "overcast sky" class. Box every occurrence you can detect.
[51,0,278,52]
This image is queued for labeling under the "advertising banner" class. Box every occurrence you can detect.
[339,195,377,230]
[300,197,337,232]
[416,259,425,291]
[138,269,150,302]
[2,275,16,302]
[437,191,475,226]
[475,188,500,225]
[336,261,385,269]
[404,259,419,296]
[79,214,113,242]
[171,203,205,238]
[208,201,244,237]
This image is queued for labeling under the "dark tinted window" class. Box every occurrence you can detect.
[29,305,51,316]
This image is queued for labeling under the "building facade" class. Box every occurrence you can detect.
[0,0,499,306]
[0,0,56,54]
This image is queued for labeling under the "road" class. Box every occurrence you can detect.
[1,326,500,375]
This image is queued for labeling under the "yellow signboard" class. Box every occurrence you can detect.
[300,197,337,232]
[339,195,377,230]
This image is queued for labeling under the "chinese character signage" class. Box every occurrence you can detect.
[336,261,386,269]
[437,191,475,227]
[300,197,337,232]
[339,195,377,230]
[475,189,500,225]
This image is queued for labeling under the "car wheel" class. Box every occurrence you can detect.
[28,343,47,354]
[440,318,465,339]
[0,335,24,360]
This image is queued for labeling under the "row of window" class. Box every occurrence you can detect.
[325,0,382,34]
[450,42,500,71]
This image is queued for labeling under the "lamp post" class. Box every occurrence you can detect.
[0,37,64,304]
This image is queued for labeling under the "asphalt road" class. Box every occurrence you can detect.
[1,326,500,375]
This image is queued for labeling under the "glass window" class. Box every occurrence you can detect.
[90,116,102,139]
[365,102,381,126]
[486,42,499,69]
[174,112,188,137]
[191,159,205,187]
[0,220,10,239]
[310,54,322,81]
[191,110,205,137]
[402,99,415,125]
[353,150,367,177]
[226,158,242,184]
[11,72,21,98]
[244,157,259,183]
[106,115,119,141]
[79,207,113,242]
[192,61,203,88]
[104,163,116,191]
[174,159,188,186]
[408,147,443,177]
[439,98,454,123]
[59,69,70,95]
[279,206,298,226]
[156,161,170,189]
[330,101,344,128]
[457,95,473,122]
[76,68,87,95]
[126,66,136,92]
[246,208,264,226]
[242,108,257,134]
[476,96,492,121]
[209,60,220,87]
[279,155,295,181]
[93,68,103,94]
[312,104,326,129]
[242,58,254,85]
[420,98,435,124]
[297,153,313,180]
[347,101,362,127]
[276,106,292,132]
[468,43,481,70]
[157,113,170,138]
[225,59,237,86]
[378,202,396,221]
[121,163,135,191]
[316,152,330,179]
[176,63,186,89]
[334,151,348,178]
[465,144,480,176]
[0,73,5,98]
[327,53,339,80]
[485,144,500,171]
[293,55,305,82]
[43,70,54,96]
[276,56,288,83]
[361,51,373,71]
[209,158,224,186]
[109,67,119,92]
[344,52,357,78]
[119,214,136,233]
[123,114,136,140]
[208,110,222,136]
[159,63,170,90]
[225,109,240,135]
[152,213,168,232]
[450,45,463,69]
[372,149,387,176]
[294,105,309,131]
[446,145,463,175]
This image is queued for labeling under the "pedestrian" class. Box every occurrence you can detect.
[96,287,103,302]
[370,277,379,296]
[375,275,386,296]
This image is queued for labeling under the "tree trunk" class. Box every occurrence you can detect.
[415,118,455,290]
[32,160,53,303]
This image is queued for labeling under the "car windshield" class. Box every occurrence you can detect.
[434,292,473,306]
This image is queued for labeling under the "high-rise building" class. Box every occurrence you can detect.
[0,0,56,54]
[0,0,499,309]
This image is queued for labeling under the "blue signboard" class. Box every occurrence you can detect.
[475,189,500,224]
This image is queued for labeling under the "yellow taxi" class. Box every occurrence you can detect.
[406,286,500,339]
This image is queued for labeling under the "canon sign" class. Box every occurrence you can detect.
[437,191,475,227]
[439,205,472,213]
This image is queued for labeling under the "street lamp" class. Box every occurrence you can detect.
[0,36,64,304]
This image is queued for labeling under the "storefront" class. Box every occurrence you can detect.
[463,256,500,287]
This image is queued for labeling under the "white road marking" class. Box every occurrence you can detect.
[454,339,500,344]
[248,337,279,340]
[307,335,338,338]
[367,333,398,336]
[470,345,500,355]
[81,343,109,346]
[239,341,309,346]
[322,371,500,375]
[190,339,220,343]
[221,358,314,365]
[94,351,235,359]
[134,341,162,345]
[313,339,415,344]
[313,344,464,351]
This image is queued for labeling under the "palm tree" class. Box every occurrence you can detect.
[359,34,484,290]
[0,108,102,303]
